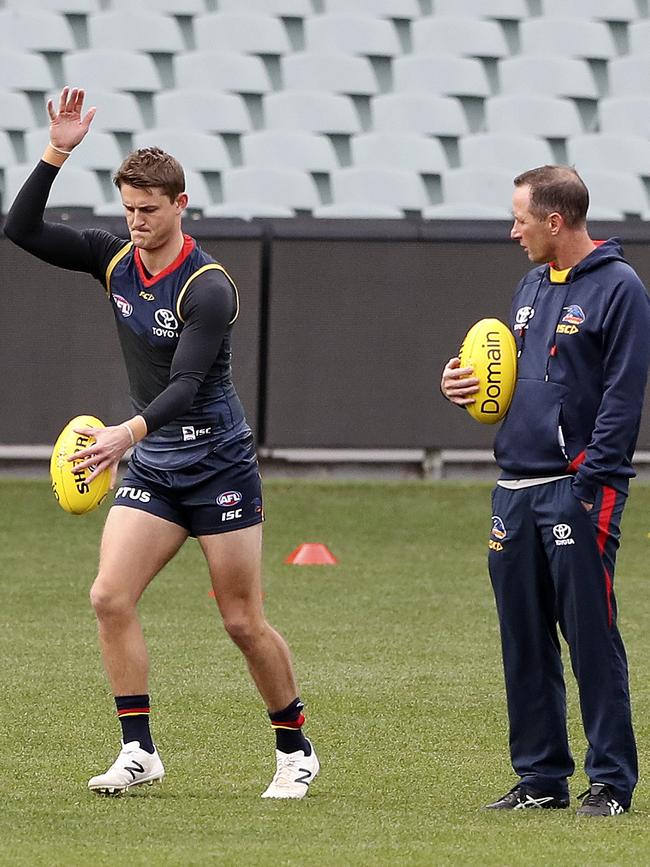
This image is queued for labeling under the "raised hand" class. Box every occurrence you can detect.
[46,86,96,153]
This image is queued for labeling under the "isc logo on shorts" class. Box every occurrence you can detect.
[217,491,242,507]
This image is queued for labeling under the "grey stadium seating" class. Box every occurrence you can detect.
[1,0,650,220]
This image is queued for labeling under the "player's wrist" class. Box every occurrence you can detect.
[43,142,72,167]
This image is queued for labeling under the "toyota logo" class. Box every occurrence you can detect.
[155,308,179,330]
[553,523,572,540]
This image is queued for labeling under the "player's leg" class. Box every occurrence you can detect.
[198,524,319,799]
[88,505,188,794]
[486,484,573,809]
[539,479,637,814]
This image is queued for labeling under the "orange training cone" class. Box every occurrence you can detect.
[284,543,338,565]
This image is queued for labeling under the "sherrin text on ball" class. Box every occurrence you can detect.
[458,318,517,424]
[50,415,111,514]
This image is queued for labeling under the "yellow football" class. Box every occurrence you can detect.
[50,415,110,514]
[458,318,517,424]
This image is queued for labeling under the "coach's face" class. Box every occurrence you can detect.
[510,184,555,265]
[119,184,188,250]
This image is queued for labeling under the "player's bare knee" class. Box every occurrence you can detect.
[89,579,134,621]
[222,614,264,652]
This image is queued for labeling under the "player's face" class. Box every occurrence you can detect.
[510,185,555,264]
[119,184,187,250]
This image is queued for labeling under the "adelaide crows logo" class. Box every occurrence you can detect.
[491,515,507,540]
[562,305,585,325]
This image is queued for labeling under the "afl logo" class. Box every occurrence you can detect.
[113,294,133,317]
[491,515,507,540]
[217,491,242,507]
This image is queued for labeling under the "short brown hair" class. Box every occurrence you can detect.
[113,147,185,202]
[513,165,589,228]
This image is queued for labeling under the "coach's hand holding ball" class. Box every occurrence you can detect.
[441,318,517,424]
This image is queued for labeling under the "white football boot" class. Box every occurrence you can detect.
[261,740,319,799]
[88,741,165,795]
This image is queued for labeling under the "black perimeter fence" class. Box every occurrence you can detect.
[2,216,649,454]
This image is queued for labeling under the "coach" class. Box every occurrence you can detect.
[441,165,650,817]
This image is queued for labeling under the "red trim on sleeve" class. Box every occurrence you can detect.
[135,234,195,287]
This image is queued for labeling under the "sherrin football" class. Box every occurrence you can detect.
[50,415,110,514]
[458,318,517,424]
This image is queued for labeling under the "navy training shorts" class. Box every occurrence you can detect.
[112,434,264,536]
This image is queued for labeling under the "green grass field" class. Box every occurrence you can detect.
[1,478,650,866]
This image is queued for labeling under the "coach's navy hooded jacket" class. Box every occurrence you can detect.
[494,238,650,503]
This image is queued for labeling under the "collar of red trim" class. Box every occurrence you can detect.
[134,234,195,287]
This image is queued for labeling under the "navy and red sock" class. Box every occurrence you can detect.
[269,697,311,755]
[115,694,154,754]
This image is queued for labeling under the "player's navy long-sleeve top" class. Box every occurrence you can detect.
[495,238,650,502]
[4,160,251,470]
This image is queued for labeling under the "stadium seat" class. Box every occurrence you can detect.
[567,134,650,177]
[220,167,321,211]
[579,169,648,217]
[371,94,469,136]
[322,0,421,17]
[0,131,16,169]
[7,0,99,11]
[519,18,617,60]
[411,16,509,58]
[193,13,291,55]
[241,130,339,172]
[329,167,429,211]
[132,129,231,171]
[540,0,639,21]
[498,56,598,99]
[608,58,650,97]
[484,94,583,137]
[392,55,490,98]
[441,168,514,209]
[5,164,104,211]
[0,51,55,92]
[432,0,528,19]
[109,0,205,12]
[586,205,627,221]
[599,97,650,139]
[423,202,511,219]
[459,133,554,174]
[0,9,75,53]
[87,12,184,52]
[24,128,122,171]
[304,15,401,56]
[84,90,145,134]
[350,132,447,173]
[0,91,36,132]
[264,91,362,135]
[313,202,404,218]
[204,202,295,219]
[218,0,312,13]
[63,50,162,92]
[629,21,650,55]
[281,53,379,96]
[174,51,272,96]
[153,90,252,134]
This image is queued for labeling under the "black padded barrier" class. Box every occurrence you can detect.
[264,219,650,450]
[1,216,649,452]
